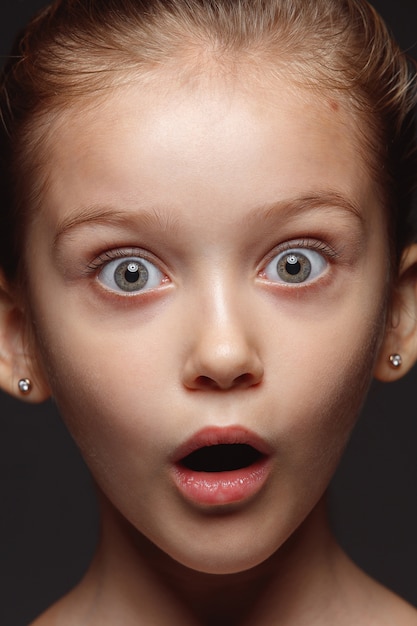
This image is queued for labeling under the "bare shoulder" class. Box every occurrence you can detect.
[29,582,94,626]
[373,588,417,626]
[29,596,78,626]
[328,548,417,626]
[30,605,60,626]
[344,559,417,626]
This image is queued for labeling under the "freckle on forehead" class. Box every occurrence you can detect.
[329,99,339,112]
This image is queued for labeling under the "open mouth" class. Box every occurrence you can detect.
[171,426,272,505]
[180,443,264,473]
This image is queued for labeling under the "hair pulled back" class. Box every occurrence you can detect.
[1,0,417,281]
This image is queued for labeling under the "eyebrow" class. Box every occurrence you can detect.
[241,191,364,230]
[53,205,181,249]
[53,190,364,248]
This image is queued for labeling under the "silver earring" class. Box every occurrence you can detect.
[389,354,402,368]
[18,378,32,394]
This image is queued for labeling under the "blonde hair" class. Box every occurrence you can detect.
[1,0,416,278]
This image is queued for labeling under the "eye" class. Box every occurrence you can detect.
[98,256,164,294]
[264,247,327,284]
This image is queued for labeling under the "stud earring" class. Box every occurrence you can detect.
[18,378,32,394]
[389,354,402,368]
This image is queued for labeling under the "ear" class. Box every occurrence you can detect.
[0,271,51,402]
[374,243,417,382]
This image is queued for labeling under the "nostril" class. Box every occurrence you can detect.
[234,372,258,387]
[183,346,264,391]
[193,372,259,390]
[195,375,219,389]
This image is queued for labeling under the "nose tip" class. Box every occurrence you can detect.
[183,339,264,391]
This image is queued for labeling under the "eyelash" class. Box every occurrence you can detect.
[261,238,338,265]
[88,239,337,267]
[85,247,170,297]
[259,238,339,284]
[84,237,337,295]
[86,247,154,273]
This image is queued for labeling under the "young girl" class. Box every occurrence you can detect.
[1,0,417,624]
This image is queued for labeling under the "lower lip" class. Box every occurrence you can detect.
[171,458,271,506]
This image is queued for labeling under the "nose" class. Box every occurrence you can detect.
[182,288,264,391]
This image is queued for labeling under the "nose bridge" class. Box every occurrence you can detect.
[202,278,246,353]
[182,272,264,390]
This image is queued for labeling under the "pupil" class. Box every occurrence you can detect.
[126,263,140,283]
[285,255,301,275]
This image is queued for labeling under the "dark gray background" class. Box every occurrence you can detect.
[0,1,417,624]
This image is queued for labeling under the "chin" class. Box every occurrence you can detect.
[165,538,278,576]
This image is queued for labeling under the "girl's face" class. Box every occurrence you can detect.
[25,70,389,574]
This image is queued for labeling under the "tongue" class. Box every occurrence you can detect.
[181,444,263,473]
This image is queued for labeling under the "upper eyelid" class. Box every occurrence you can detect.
[86,247,162,273]
[84,240,337,278]
[259,238,338,268]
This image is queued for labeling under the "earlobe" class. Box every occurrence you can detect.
[374,244,417,382]
[0,271,51,403]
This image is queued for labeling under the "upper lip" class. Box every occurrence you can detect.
[171,425,272,464]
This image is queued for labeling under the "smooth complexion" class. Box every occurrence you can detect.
[21,69,411,624]
[26,71,388,570]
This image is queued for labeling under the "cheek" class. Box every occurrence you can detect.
[266,273,387,448]
[269,304,385,486]
[37,337,172,521]
[31,309,168,458]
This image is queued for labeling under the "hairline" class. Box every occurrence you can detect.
[12,43,394,290]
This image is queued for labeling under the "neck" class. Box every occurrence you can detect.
[74,494,351,626]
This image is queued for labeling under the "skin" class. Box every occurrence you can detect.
[3,68,417,624]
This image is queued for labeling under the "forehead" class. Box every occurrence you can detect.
[39,69,378,231]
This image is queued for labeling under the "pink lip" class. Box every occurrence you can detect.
[171,426,272,507]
